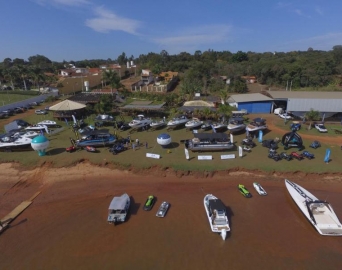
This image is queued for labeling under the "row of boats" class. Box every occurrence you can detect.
[129,114,268,133]
[106,179,342,241]
[205,179,342,240]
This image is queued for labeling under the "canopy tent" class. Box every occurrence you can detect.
[49,100,86,111]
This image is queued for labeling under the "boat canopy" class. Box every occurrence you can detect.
[208,199,226,212]
[194,133,228,140]
[109,193,129,210]
[81,129,110,136]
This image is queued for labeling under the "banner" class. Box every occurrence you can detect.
[43,125,49,134]
[230,133,233,143]
[258,130,263,143]
[211,125,216,133]
[184,148,190,160]
[238,146,243,157]
[72,115,77,125]
[324,148,331,163]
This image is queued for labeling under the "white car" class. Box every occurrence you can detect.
[315,124,327,133]
[35,109,48,115]
[279,113,293,120]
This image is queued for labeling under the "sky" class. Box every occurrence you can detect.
[1,0,342,62]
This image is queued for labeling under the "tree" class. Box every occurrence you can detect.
[232,51,248,63]
[228,77,248,93]
[29,66,45,91]
[304,109,320,130]
[117,52,127,65]
[102,69,123,94]
[219,89,230,105]
[94,95,113,114]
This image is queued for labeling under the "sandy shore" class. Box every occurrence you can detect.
[1,162,342,269]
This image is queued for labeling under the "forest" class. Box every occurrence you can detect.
[0,45,342,93]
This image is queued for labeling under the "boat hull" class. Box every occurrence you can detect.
[285,179,342,236]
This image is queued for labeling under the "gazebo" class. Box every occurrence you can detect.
[49,99,86,120]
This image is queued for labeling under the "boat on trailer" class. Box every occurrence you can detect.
[204,194,230,240]
[185,133,234,152]
[150,119,166,129]
[167,115,189,128]
[129,115,152,129]
[227,117,246,133]
[246,118,267,132]
[285,179,342,236]
[0,135,32,152]
[185,118,203,129]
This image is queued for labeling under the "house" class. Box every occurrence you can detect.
[141,69,154,85]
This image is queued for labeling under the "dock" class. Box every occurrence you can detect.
[0,191,40,235]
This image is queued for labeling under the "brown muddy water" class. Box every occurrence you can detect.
[0,174,342,270]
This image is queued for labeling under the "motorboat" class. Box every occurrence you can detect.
[185,118,203,129]
[204,194,230,240]
[76,129,116,147]
[37,120,59,128]
[25,125,49,133]
[95,114,114,121]
[150,119,166,129]
[246,118,268,132]
[0,135,32,152]
[227,117,246,133]
[11,130,39,139]
[210,122,227,132]
[156,201,170,217]
[107,193,130,225]
[185,133,234,152]
[285,179,342,236]
[253,182,267,196]
[129,114,152,129]
[201,122,212,131]
[167,115,189,128]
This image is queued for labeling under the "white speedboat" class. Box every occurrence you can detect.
[107,193,130,225]
[37,120,58,127]
[167,115,189,128]
[0,136,32,152]
[204,194,230,240]
[185,118,203,129]
[25,125,49,133]
[12,130,39,139]
[210,122,226,132]
[227,117,246,133]
[285,179,342,236]
[150,119,166,129]
[128,115,152,129]
[253,182,267,196]
[246,118,267,132]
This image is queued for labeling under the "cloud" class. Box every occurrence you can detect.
[85,6,141,34]
[34,0,90,6]
[152,24,232,52]
[282,33,342,51]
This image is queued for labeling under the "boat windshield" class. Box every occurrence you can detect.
[217,210,225,216]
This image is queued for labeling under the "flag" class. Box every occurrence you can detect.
[184,148,190,160]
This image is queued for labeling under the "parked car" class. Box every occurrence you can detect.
[14,107,24,113]
[2,109,14,116]
[315,123,327,133]
[35,109,48,115]
[279,113,293,119]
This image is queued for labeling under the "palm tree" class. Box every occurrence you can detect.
[3,67,17,90]
[29,66,45,92]
[219,89,230,105]
[102,69,124,95]
[304,109,320,130]
[201,107,212,120]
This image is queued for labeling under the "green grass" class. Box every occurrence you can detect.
[0,92,39,106]
[0,114,341,174]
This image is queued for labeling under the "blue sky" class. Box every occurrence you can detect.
[1,0,341,62]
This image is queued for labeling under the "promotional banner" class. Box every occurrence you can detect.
[238,146,243,157]
[211,125,216,133]
[258,130,263,143]
[230,133,233,143]
[72,115,77,125]
[324,148,331,163]
[184,148,190,160]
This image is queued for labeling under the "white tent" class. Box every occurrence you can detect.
[49,100,86,111]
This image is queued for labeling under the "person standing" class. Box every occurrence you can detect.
[145,142,148,149]
[136,138,139,147]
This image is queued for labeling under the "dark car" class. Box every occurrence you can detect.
[2,109,14,116]
[14,107,24,113]
[143,195,156,211]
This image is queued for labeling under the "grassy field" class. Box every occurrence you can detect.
[0,92,40,106]
[0,112,341,174]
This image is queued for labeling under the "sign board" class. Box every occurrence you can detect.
[146,153,160,159]
[184,148,190,160]
[238,146,243,157]
[221,154,235,159]
[198,155,213,160]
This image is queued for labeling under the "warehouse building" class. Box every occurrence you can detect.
[267,91,342,119]
[227,93,273,114]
